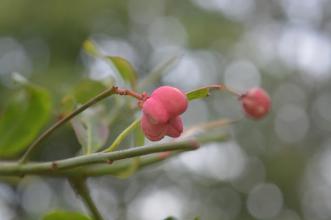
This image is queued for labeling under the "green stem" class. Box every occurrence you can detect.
[19,86,146,164]
[1,139,200,176]
[103,118,141,152]
[69,178,103,220]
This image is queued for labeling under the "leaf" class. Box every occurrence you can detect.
[82,39,100,57]
[70,118,88,149]
[106,56,137,89]
[0,82,52,157]
[71,79,107,104]
[164,217,178,220]
[43,210,91,220]
[84,109,109,154]
[74,107,109,154]
[62,79,109,154]
[186,88,210,101]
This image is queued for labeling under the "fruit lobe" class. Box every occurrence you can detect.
[141,86,188,141]
[240,87,271,119]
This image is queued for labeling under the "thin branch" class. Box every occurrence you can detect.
[1,139,200,176]
[187,84,242,97]
[70,178,103,220]
[103,118,141,152]
[19,86,146,164]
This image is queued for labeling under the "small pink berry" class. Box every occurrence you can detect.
[151,86,188,116]
[142,97,169,124]
[141,86,188,141]
[141,114,166,141]
[240,87,271,119]
[165,116,183,138]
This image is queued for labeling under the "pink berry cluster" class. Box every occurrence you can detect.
[141,86,188,141]
[140,86,271,141]
[240,87,271,119]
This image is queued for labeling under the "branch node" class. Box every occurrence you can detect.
[51,161,58,170]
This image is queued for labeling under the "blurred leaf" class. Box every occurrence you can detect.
[84,110,109,154]
[164,217,178,220]
[82,39,100,57]
[71,79,107,104]
[138,54,182,89]
[62,79,110,154]
[0,81,52,157]
[60,95,76,117]
[73,107,109,154]
[186,88,209,101]
[70,118,88,150]
[43,210,91,220]
[193,217,201,220]
[106,56,137,89]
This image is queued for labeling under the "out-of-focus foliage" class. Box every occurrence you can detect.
[0,0,331,220]
[43,210,90,220]
[0,76,51,157]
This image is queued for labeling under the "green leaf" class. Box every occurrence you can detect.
[164,217,178,220]
[82,39,100,57]
[71,79,107,104]
[70,118,88,150]
[43,210,91,220]
[72,107,109,154]
[0,83,52,157]
[106,56,137,89]
[186,88,210,101]
[83,109,109,154]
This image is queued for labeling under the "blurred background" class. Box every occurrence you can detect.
[0,0,331,219]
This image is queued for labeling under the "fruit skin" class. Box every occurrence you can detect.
[141,86,188,141]
[240,87,271,119]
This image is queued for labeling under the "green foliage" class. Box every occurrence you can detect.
[107,56,137,89]
[83,39,137,89]
[0,80,52,157]
[71,79,108,104]
[186,88,209,101]
[62,79,110,154]
[43,210,91,220]
[164,217,178,220]
[71,107,109,154]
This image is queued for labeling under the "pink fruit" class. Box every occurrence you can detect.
[240,87,271,119]
[141,86,188,141]
[165,116,183,138]
[150,86,188,116]
[141,114,167,141]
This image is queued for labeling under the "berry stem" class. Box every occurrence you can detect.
[19,86,146,164]
[206,84,241,97]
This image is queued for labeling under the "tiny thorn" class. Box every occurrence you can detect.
[51,161,58,170]
[191,140,200,150]
[158,151,172,159]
